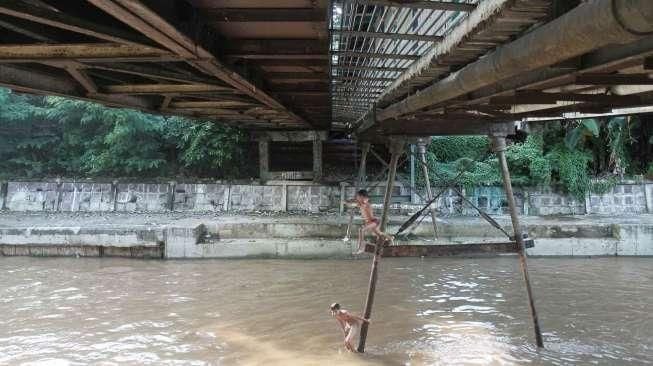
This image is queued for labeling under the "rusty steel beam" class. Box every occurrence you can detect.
[492,135,544,348]
[88,63,215,84]
[0,15,57,42]
[0,64,153,110]
[169,100,257,109]
[0,0,152,46]
[87,0,311,127]
[489,91,642,105]
[378,0,653,121]
[0,43,172,61]
[65,65,98,94]
[575,73,653,85]
[103,83,234,95]
[369,240,535,257]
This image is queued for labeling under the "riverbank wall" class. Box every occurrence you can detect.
[1,213,651,259]
[1,179,652,216]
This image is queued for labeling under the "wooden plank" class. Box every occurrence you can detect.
[0,0,151,46]
[351,0,477,12]
[575,73,653,85]
[334,29,443,42]
[0,43,172,60]
[203,8,325,22]
[103,84,234,94]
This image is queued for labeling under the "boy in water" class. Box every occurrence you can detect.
[347,189,390,254]
[330,303,369,352]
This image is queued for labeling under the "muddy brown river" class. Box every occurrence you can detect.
[0,257,651,365]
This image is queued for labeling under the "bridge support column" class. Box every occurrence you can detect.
[258,138,270,182]
[492,134,544,348]
[358,137,404,353]
[417,138,438,239]
[312,137,323,182]
[357,142,371,188]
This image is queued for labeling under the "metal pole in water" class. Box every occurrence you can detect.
[417,138,439,240]
[357,138,404,353]
[492,134,544,348]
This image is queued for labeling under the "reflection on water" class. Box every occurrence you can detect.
[0,257,651,365]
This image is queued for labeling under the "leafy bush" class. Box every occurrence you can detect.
[545,144,592,199]
[0,88,249,179]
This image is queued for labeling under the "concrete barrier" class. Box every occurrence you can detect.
[2,179,651,216]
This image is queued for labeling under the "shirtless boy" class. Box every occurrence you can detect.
[330,303,369,352]
[347,189,389,254]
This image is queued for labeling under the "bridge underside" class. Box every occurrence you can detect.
[0,0,330,130]
[1,1,653,140]
[345,0,653,139]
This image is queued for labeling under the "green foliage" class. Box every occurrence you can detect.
[606,116,632,176]
[545,144,592,199]
[590,177,618,195]
[416,134,549,190]
[0,88,248,179]
[505,134,551,186]
[428,136,489,161]
[564,118,600,150]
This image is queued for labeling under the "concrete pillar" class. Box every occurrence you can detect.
[258,139,270,182]
[280,183,288,212]
[492,134,544,348]
[55,178,63,212]
[0,181,7,210]
[584,192,592,215]
[339,182,348,215]
[111,180,119,212]
[645,183,653,213]
[312,138,323,182]
[168,181,176,211]
[223,184,231,211]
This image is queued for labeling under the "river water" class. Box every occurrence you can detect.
[0,257,651,365]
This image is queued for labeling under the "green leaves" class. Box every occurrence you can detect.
[564,118,600,150]
[0,87,247,179]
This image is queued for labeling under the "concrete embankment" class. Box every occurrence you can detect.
[0,212,651,258]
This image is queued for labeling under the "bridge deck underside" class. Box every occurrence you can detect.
[0,0,330,131]
[341,0,653,139]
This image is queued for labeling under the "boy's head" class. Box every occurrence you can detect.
[355,189,369,202]
[330,302,340,315]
